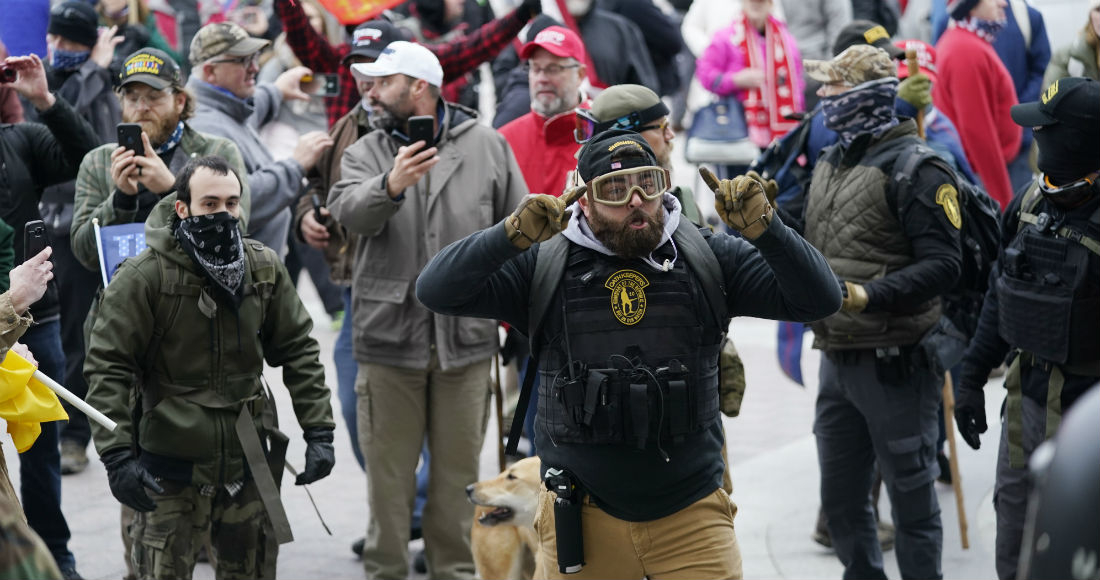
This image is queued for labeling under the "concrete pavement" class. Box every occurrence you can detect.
[2,276,1006,579]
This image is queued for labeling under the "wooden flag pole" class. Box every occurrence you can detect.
[943,372,969,549]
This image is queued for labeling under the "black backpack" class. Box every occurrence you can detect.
[892,145,1002,340]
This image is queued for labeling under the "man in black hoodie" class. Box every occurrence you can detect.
[0,52,99,580]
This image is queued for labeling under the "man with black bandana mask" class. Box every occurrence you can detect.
[84,155,335,579]
[801,43,963,580]
[954,76,1100,580]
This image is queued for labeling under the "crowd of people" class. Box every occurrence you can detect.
[0,0,1096,579]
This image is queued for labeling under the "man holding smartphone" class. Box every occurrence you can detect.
[71,48,251,273]
[0,52,99,580]
[186,21,334,259]
[329,41,528,579]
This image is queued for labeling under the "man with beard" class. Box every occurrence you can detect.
[71,48,250,272]
[186,21,334,259]
[498,26,588,197]
[953,77,1100,580]
[800,44,962,580]
[415,129,841,578]
[327,40,527,580]
[84,155,335,579]
[581,83,702,224]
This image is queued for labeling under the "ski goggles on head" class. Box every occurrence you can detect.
[587,166,670,206]
[573,102,670,144]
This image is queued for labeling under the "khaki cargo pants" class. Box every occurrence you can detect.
[129,478,276,579]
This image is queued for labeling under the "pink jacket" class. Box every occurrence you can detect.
[695,17,805,148]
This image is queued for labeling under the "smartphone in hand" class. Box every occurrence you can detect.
[301,73,340,97]
[117,123,145,157]
[23,219,48,262]
[311,194,328,225]
[406,115,435,152]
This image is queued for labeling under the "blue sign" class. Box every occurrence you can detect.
[98,222,147,285]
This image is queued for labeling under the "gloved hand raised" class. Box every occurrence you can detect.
[898,73,933,111]
[296,426,335,485]
[700,167,774,239]
[101,448,164,512]
[954,384,987,450]
[504,185,586,250]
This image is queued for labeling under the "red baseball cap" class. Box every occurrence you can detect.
[894,39,938,83]
[519,26,586,62]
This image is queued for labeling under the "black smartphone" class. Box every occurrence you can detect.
[117,123,144,157]
[406,115,435,151]
[302,73,340,97]
[310,193,327,224]
[23,219,48,261]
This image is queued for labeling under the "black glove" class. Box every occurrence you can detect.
[296,427,335,485]
[954,384,987,450]
[101,449,164,512]
[521,0,542,19]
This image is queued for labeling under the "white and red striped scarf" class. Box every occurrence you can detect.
[737,14,800,143]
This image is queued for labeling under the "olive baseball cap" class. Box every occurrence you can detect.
[805,44,896,87]
[189,21,270,66]
[589,84,669,131]
[119,48,182,90]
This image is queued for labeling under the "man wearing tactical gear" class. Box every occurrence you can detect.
[801,44,963,580]
[954,76,1100,580]
[416,129,841,578]
[84,155,336,579]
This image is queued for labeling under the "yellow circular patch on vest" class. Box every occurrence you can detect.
[936,184,962,230]
[605,269,649,326]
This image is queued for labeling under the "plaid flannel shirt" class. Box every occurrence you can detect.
[276,0,529,127]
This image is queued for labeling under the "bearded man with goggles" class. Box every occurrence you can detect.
[415,129,841,578]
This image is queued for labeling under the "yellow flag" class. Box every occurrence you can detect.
[0,350,68,453]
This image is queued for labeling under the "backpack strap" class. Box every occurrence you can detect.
[1018,182,1100,257]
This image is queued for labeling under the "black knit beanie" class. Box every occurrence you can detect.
[946,0,981,20]
[48,1,99,48]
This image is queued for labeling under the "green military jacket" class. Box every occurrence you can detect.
[70,123,251,272]
[84,199,333,485]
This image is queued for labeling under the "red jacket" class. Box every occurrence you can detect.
[499,109,582,197]
[933,27,1022,210]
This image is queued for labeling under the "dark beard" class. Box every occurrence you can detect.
[137,114,178,148]
[588,205,665,259]
[369,88,412,134]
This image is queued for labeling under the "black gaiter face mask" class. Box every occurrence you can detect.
[1034,122,1100,187]
[174,211,246,308]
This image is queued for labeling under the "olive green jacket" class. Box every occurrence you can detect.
[71,124,251,272]
[85,199,333,485]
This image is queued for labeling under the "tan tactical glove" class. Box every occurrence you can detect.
[504,185,586,250]
[841,281,869,313]
[700,167,774,240]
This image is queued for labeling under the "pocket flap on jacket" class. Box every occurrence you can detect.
[886,435,923,455]
[359,277,409,305]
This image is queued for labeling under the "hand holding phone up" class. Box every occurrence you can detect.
[384,116,439,198]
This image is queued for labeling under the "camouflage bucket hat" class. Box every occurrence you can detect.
[190,22,270,66]
[804,45,896,87]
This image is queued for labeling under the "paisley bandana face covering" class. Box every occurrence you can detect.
[175,211,246,307]
[821,77,900,146]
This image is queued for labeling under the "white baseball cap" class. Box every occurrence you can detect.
[350,40,443,88]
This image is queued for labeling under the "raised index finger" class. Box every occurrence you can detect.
[560,184,587,206]
[698,166,721,193]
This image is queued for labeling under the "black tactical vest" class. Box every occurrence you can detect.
[997,189,1100,367]
[534,244,724,453]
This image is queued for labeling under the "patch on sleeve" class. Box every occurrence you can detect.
[605,270,649,325]
[935,184,962,230]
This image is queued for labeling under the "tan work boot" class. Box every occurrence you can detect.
[60,439,88,475]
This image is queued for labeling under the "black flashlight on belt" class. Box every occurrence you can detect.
[545,467,585,574]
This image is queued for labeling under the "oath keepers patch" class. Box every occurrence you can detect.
[936,184,962,230]
[605,269,649,325]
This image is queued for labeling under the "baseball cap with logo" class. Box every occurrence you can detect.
[1011,77,1100,128]
[805,45,896,87]
[189,21,271,66]
[119,48,182,90]
[349,41,443,87]
[519,25,586,62]
[343,20,404,63]
[832,20,904,59]
[576,129,657,184]
[894,40,938,83]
